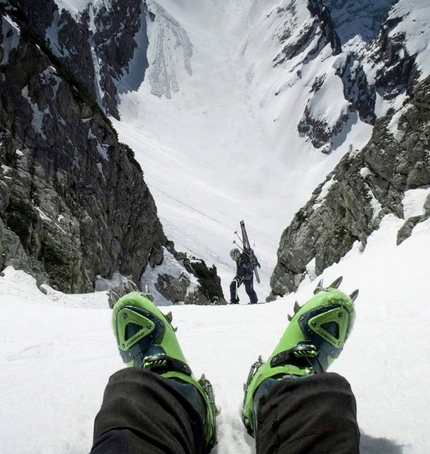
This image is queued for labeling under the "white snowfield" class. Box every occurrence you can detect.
[1,213,430,454]
[1,0,430,452]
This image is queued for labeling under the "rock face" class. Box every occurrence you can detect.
[270,75,430,297]
[0,3,164,292]
[152,258,225,306]
[13,0,149,119]
[0,2,225,304]
[307,0,342,56]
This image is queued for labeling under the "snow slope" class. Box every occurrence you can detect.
[1,1,430,453]
[1,210,430,453]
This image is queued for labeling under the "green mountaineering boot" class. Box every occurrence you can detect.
[242,277,358,436]
[111,286,218,451]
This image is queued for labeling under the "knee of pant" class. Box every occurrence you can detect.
[91,429,128,454]
[245,281,253,291]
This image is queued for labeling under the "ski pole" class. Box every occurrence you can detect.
[234,231,244,246]
[233,240,244,251]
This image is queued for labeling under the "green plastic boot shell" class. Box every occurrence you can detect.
[242,288,356,434]
[112,293,217,450]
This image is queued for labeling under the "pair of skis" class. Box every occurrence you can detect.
[234,220,260,284]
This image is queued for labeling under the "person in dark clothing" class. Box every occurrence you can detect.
[229,247,258,304]
[90,280,360,454]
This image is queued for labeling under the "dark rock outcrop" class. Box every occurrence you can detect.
[185,258,225,305]
[371,17,420,100]
[92,0,148,116]
[273,0,341,67]
[324,0,396,44]
[11,0,149,119]
[307,0,342,56]
[334,53,376,125]
[297,103,349,151]
[148,252,226,305]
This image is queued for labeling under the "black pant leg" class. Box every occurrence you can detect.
[90,368,206,454]
[244,278,258,304]
[255,373,360,454]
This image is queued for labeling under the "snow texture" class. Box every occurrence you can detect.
[1,213,430,453]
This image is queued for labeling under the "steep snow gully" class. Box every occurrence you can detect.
[114,0,376,293]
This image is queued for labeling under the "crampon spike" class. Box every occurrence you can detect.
[164,311,177,330]
[293,301,301,313]
[314,276,343,294]
[141,284,154,302]
[123,278,139,293]
[350,289,359,302]
[328,276,343,289]
[288,314,293,321]
[313,279,324,294]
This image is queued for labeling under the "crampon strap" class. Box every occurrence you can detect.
[143,354,192,376]
[270,344,319,369]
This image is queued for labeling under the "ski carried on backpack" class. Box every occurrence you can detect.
[234,220,261,283]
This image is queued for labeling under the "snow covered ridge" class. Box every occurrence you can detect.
[14,0,429,152]
[241,0,430,153]
[270,73,430,297]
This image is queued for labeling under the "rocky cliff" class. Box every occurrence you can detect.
[0,2,164,292]
[270,74,430,297]
[270,0,420,153]
[10,0,149,120]
[0,2,225,304]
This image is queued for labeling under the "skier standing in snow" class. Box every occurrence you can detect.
[90,278,360,454]
[229,247,259,304]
